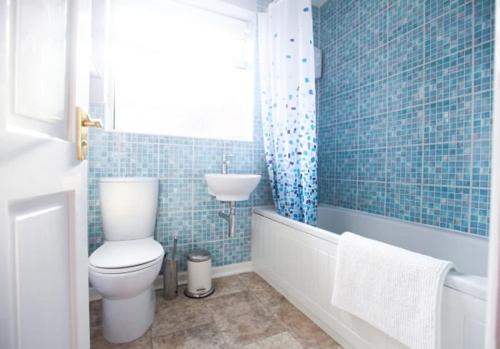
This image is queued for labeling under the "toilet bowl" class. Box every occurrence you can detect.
[89,177,164,344]
[89,238,164,343]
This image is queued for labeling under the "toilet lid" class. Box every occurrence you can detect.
[89,238,164,269]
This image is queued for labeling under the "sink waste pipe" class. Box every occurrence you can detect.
[219,202,236,238]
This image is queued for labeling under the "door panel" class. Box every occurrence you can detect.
[14,0,68,128]
[11,193,72,349]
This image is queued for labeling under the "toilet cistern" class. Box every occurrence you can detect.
[88,177,163,344]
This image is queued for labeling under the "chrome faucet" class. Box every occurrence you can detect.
[222,154,232,174]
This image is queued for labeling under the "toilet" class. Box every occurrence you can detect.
[89,177,164,344]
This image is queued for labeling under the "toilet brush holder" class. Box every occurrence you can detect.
[162,257,178,300]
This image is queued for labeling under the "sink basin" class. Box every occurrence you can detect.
[205,174,261,202]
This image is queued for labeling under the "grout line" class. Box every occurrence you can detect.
[325,202,489,239]
[321,91,485,130]
[191,139,195,253]
[326,45,477,103]
[316,3,322,156]
[322,27,491,104]
[323,137,474,151]
[327,0,470,56]
[419,0,428,224]
[383,7,390,216]
[467,0,477,234]
[319,0,486,232]
[353,1,360,211]
[320,178,477,190]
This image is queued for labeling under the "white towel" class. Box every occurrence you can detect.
[331,232,453,349]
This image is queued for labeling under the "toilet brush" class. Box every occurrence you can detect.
[162,235,178,300]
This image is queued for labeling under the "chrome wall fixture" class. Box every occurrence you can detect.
[219,202,236,238]
[221,154,232,174]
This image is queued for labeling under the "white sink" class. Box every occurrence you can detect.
[205,174,261,202]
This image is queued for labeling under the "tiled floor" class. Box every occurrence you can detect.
[90,272,343,349]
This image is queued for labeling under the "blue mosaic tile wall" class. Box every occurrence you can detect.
[87,0,276,270]
[87,116,273,271]
[317,0,494,237]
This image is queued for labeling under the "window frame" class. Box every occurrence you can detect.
[104,0,257,141]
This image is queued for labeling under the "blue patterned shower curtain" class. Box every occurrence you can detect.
[258,0,318,224]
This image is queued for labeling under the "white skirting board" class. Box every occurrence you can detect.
[88,261,254,301]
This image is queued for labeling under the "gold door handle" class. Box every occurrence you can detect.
[76,107,103,160]
[82,118,103,128]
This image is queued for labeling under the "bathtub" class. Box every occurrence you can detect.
[251,205,488,349]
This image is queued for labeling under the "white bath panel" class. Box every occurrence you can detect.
[252,207,487,349]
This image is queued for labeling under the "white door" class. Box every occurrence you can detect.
[0,0,93,348]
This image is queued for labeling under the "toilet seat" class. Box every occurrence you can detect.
[89,254,164,274]
[89,238,164,274]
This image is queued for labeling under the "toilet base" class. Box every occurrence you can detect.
[102,287,155,344]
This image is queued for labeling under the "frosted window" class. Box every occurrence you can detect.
[111,0,255,141]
